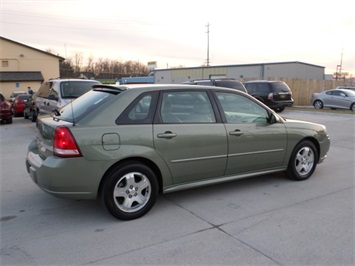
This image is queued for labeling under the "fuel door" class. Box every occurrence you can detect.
[102,133,120,151]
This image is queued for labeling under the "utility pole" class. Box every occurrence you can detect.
[206,23,210,66]
[336,49,343,80]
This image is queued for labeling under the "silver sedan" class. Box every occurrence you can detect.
[311,89,355,111]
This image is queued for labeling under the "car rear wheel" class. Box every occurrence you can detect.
[286,140,318,181]
[31,109,37,122]
[102,162,158,220]
[313,100,323,109]
[350,103,355,111]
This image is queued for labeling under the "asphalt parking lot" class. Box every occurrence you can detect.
[1,109,354,265]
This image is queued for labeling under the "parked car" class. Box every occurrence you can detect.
[183,78,248,93]
[26,84,330,220]
[35,78,101,116]
[311,89,355,111]
[9,91,26,103]
[243,80,294,112]
[335,86,355,91]
[12,94,30,117]
[24,93,38,122]
[0,93,13,124]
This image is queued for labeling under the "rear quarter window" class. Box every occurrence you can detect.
[116,91,158,124]
[37,82,52,98]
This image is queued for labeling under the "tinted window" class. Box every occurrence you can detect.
[216,92,269,124]
[215,80,246,91]
[37,82,52,97]
[18,95,30,100]
[58,90,116,122]
[60,81,100,99]
[193,81,213,86]
[160,91,216,123]
[117,91,158,124]
[270,82,291,93]
[245,83,271,93]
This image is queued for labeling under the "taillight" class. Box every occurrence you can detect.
[267,92,273,100]
[53,126,82,158]
[1,102,11,110]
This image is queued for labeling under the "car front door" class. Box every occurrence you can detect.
[214,91,287,175]
[153,90,228,184]
[331,90,352,109]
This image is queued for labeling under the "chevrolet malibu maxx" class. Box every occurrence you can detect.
[26,84,330,220]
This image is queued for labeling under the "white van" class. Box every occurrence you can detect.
[35,79,101,116]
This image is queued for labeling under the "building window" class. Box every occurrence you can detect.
[2,61,9,67]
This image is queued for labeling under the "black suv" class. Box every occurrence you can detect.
[243,80,294,112]
[183,78,247,93]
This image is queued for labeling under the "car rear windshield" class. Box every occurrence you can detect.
[60,81,101,99]
[270,82,291,93]
[18,95,30,100]
[215,80,246,91]
[57,90,117,123]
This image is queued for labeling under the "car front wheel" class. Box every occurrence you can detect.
[102,162,158,220]
[286,140,318,181]
[313,100,323,109]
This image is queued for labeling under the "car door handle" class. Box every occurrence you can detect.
[229,130,244,136]
[157,131,177,139]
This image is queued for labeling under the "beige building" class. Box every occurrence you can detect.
[0,36,65,98]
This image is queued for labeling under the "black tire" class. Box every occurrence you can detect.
[313,100,323,109]
[350,103,355,112]
[24,111,29,119]
[31,109,37,122]
[6,117,13,124]
[286,140,318,181]
[101,162,158,220]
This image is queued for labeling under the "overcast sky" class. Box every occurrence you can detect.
[1,0,355,76]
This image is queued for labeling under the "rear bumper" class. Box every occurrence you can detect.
[0,111,12,119]
[266,100,294,109]
[25,141,104,199]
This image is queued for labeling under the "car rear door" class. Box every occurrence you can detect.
[153,90,228,184]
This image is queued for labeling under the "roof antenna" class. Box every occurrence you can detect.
[71,99,75,126]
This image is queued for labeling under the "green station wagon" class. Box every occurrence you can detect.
[26,84,330,220]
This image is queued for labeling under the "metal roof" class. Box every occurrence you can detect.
[155,61,325,71]
[0,71,44,82]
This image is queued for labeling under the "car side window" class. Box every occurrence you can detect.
[37,82,52,98]
[117,91,158,124]
[160,91,216,123]
[216,92,269,124]
[48,86,59,100]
